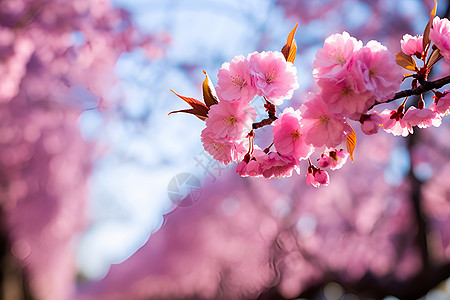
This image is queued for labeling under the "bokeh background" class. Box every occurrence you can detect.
[2,0,450,299]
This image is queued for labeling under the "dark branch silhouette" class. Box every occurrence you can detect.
[370,74,450,110]
[252,115,278,129]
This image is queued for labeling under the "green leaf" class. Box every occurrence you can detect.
[168,89,209,121]
[346,123,356,162]
[281,22,298,63]
[202,70,219,108]
[395,50,417,71]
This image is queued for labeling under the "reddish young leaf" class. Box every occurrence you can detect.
[430,0,437,19]
[287,39,297,64]
[281,22,298,63]
[168,108,208,121]
[202,70,219,108]
[346,124,357,162]
[426,47,443,69]
[395,50,417,71]
[423,0,437,54]
[168,89,209,121]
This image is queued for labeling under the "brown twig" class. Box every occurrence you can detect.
[369,74,450,110]
[252,116,278,129]
[252,98,279,129]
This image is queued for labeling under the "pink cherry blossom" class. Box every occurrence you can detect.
[236,159,262,177]
[360,112,383,135]
[400,34,424,56]
[205,100,256,141]
[244,159,262,176]
[248,51,299,106]
[318,73,375,120]
[306,167,329,188]
[236,160,247,174]
[316,157,332,169]
[301,94,352,148]
[313,31,362,79]
[430,16,450,63]
[237,148,267,177]
[255,151,299,179]
[380,109,413,137]
[430,91,450,115]
[216,54,257,103]
[201,128,245,165]
[403,107,442,128]
[349,40,403,102]
[317,149,349,170]
[272,107,313,161]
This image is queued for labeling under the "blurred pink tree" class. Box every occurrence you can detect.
[0,0,164,299]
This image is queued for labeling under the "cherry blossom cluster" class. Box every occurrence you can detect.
[365,15,450,137]
[170,3,450,187]
[202,51,306,179]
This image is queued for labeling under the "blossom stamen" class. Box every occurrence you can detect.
[266,68,277,83]
[291,130,300,140]
[231,75,244,87]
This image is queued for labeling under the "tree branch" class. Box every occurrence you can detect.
[369,74,450,110]
[252,115,278,129]
[406,130,429,269]
[252,98,278,129]
[0,209,35,300]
